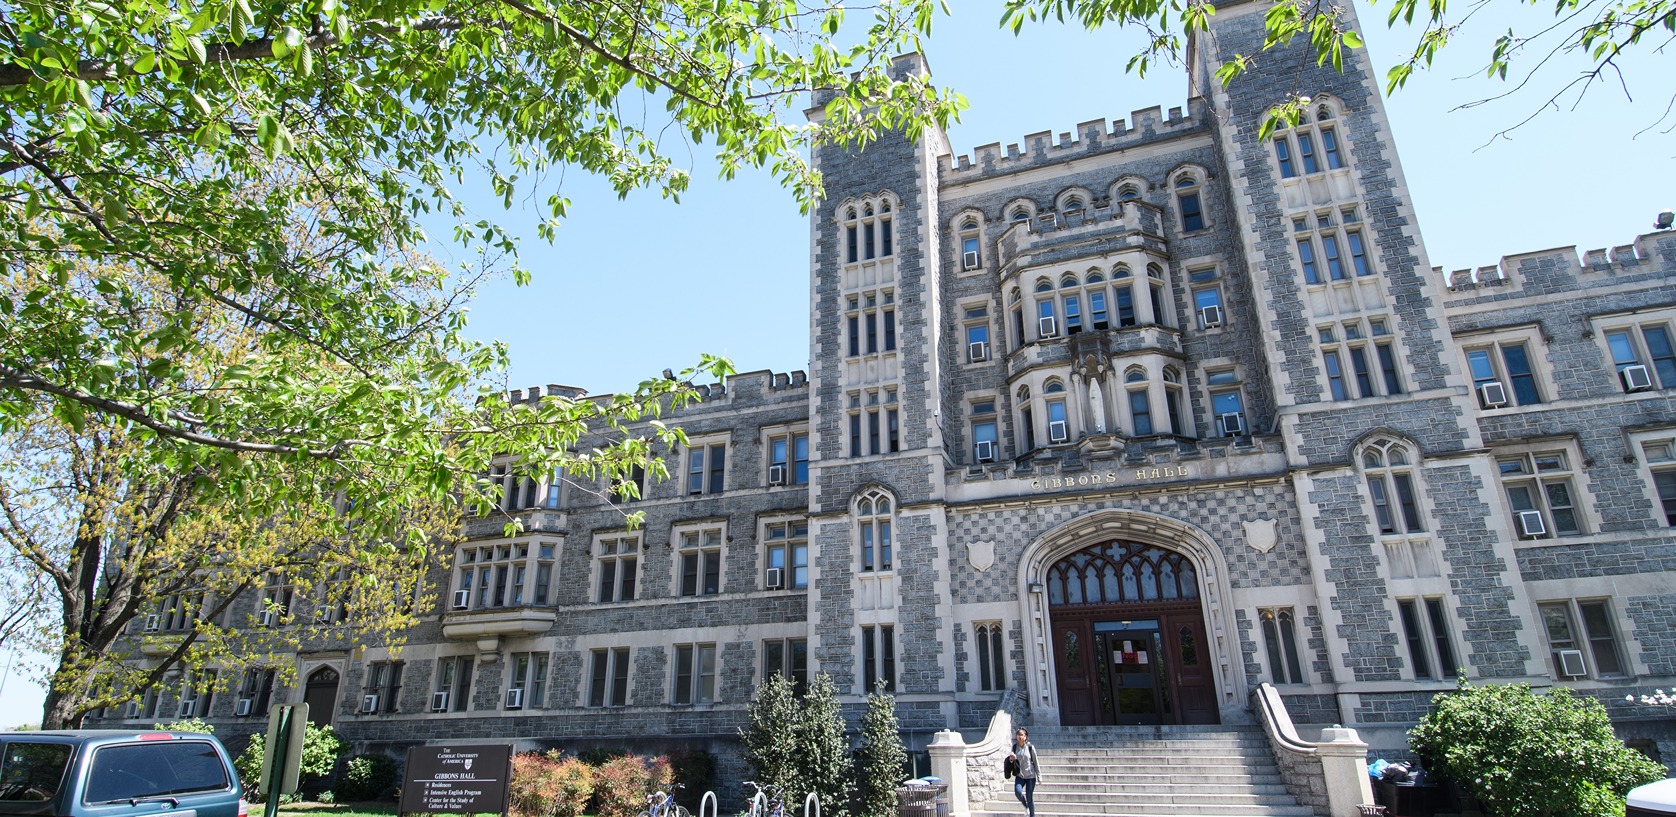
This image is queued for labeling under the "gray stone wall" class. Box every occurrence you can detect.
[1354,691,1436,724]
[1308,474,1402,682]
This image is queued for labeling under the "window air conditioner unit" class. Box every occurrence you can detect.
[974,440,996,463]
[361,694,380,714]
[1038,316,1058,338]
[235,698,253,717]
[122,701,141,719]
[452,589,471,610]
[431,691,450,712]
[505,688,525,710]
[969,341,989,362]
[178,700,196,718]
[1516,510,1547,538]
[765,567,785,590]
[962,250,980,271]
[1478,381,1509,408]
[1048,420,1068,444]
[1622,363,1654,392]
[144,614,162,633]
[1199,305,1224,329]
[1556,648,1588,678]
[1218,412,1245,437]
[257,609,277,627]
[768,464,787,486]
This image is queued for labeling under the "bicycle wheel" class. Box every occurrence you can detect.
[748,792,766,817]
[673,806,691,817]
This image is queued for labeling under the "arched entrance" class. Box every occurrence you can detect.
[1047,540,1218,725]
[303,667,340,726]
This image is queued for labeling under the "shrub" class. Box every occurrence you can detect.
[234,723,350,801]
[511,752,563,817]
[740,674,800,796]
[1408,679,1667,817]
[577,747,629,766]
[796,674,853,817]
[592,755,672,817]
[153,718,215,734]
[852,692,907,817]
[334,753,401,802]
[741,673,853,817]
[549,754,595,817]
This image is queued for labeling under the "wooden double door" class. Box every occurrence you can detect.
[1052,605,1217,725]
[1043,539,1218,726]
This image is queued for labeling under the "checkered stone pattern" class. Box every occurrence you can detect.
[1309,474,1403,682]
[1425,463,1530,677]
[946,483,1311,606]
[1354,691,1435,724]
[1628,594,1676,677]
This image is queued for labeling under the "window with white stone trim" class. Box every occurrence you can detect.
[1537,599,1627,680]
[1495,447,1586,538]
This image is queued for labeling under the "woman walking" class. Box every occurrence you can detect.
[1008,727,1040,817]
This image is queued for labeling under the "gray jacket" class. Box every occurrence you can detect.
[1012,741,1040,780]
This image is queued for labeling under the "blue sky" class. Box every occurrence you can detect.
[446,0,1672,398]
[3,0,1670,730]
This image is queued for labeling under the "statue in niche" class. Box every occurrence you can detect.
[1088,379,1106,433]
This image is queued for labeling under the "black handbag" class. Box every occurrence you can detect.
[1004,756,1019,779]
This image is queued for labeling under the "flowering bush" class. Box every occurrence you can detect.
[1627,688,1676,714]
[1411,680,1665,817]
[592,755,673,817]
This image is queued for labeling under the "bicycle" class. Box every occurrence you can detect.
[743,781,786,817]
[639,783,690,817]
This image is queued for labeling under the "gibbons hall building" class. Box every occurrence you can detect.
[110,0,1676,800]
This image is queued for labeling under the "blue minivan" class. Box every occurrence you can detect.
[0,731,244,817]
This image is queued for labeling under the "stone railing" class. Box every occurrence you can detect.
[1251,683,1375,816]
[927,690,1024,817]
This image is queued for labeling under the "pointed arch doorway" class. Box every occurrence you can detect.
[303,667,340,726]
[1047,540,1219,725]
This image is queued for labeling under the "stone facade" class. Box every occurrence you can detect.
[102,0,1676,779]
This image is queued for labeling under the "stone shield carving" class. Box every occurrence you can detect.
[968,540,996,572]
[1243,519,1279,553]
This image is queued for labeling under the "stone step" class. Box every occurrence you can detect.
[1004,786,1297,801]
[1036,739,1271,750]
[1038,756,1278,769]
[1038,747,1271,758]
[1039,778,1287,788]
[973,803,1316,817]
[1032,782,1294,796]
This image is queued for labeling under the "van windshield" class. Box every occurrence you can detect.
[85,743,230,803]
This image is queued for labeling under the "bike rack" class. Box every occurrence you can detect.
[803,793,820,817]
[700,791,718,817]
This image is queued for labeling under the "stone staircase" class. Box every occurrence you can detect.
[971,724,1317,817]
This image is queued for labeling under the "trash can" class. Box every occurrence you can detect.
[896,784,939,817]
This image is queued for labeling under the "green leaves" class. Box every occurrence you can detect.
[1410,680,1667,817]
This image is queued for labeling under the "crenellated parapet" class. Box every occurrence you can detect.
[938,99,1208,182]
[1439,230,1676,302]
[505,368,809,413]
